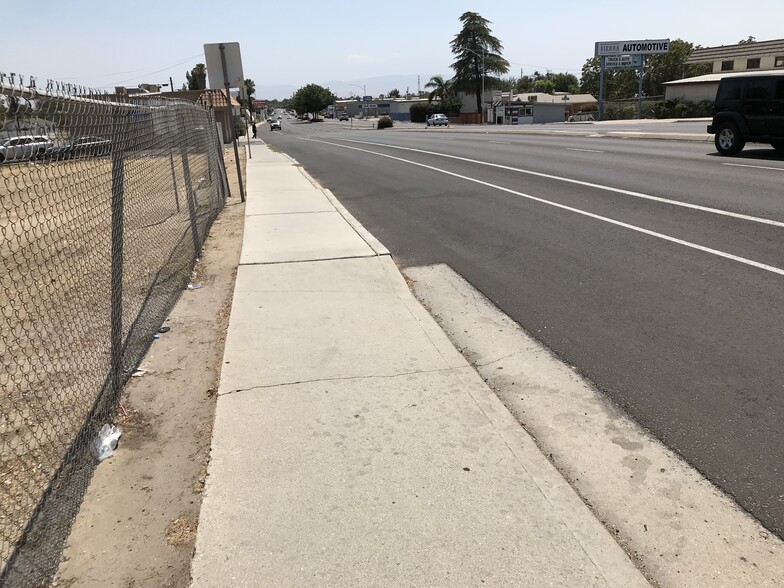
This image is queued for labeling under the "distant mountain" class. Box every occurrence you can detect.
[254,84,299,101]
[256,73,439,101]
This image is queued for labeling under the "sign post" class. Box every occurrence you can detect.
[594,39,669,121]
[599,56,605,121]
[204,42,246,202]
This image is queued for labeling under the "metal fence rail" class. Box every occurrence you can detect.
[0,74,228,586]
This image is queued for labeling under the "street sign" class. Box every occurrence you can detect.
[363,95,373,102]
[604,54,644,70]
[595,39,669,56]
[204,42,245,89]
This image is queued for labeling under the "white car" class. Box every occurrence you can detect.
[269,119,282,131]
[426,114,449,127]
[0,135,54,163]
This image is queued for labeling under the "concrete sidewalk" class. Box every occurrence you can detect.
[190,141,650,587]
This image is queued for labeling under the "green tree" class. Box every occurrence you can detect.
[533,79,555,93]
[290,84,336,119]
[643,39,711,97]
[388,88,401,98]
[424,75,462,113]
[244,79,255,102]
[580,57,601,97]
[242,78,256,114]
[185,63,207,90]
[580,57,645,100]
[424,75,450,103]
[450,11,510,114]
[550,72,579,93]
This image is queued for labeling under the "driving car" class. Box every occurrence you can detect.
[52,136,112,160]
[269,119,282,131]
[708,71,784,155]
[338,113,349,121]
[0,135,55,163]
[426,114,449,127]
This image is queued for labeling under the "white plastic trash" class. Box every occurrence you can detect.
[95,423,122,461]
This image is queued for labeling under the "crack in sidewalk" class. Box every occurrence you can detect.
[222,366,455,396]
[239,253,390,267]
[475,350,526,368]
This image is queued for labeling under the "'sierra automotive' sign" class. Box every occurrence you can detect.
[595,39,670,56]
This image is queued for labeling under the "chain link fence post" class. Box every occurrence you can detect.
[0,74,230,586]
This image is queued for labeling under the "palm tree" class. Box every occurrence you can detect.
[244,79,255,101]
[424,75,452,104]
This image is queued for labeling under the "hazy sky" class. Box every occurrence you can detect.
[4,0,782,99]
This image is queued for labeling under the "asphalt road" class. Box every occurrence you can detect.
[262,118,784,538]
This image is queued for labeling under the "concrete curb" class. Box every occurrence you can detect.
[321,188,390,257]
[291,164,391,257]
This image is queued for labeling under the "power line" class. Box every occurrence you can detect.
[109,54,204,86]
[49,54,204,85]
[508,61,583,74]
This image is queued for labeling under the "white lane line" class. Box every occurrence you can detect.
[302,137,784,277]
[332,137,784,228]
[566,147,605,153]
[722,163,784,172]
[488,141,512,144]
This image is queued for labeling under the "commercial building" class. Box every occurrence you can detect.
[664,38,784,102]
[483,92,597,125]
[332,98,431,121]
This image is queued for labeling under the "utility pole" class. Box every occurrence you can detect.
[482,48,485,122]
[169,76,174,92]
[466,47,486,122]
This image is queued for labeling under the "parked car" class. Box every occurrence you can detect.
[52,135,112,160]
[426,114,449,127]
[269,119,282,131]
[0,135,54,163]
[708,72,784,155]
[338,112,349,121]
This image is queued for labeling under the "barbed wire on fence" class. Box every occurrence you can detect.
[0,74,230,586]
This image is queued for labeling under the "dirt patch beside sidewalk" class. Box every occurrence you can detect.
[51,147,247,588]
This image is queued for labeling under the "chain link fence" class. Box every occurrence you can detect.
[0,74,229,586]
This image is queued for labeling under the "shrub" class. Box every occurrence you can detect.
[652,98,714,119]
[233,115,247,136]
[377,116,393,129]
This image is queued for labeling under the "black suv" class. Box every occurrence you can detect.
[708,72,784,155]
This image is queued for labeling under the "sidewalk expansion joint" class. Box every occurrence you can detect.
[222,366,456,397]
[239,253,391,267]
